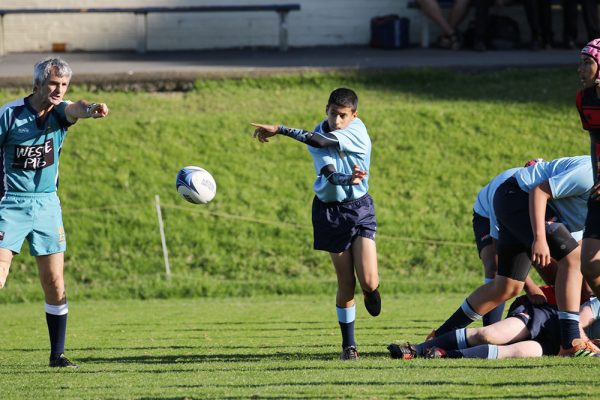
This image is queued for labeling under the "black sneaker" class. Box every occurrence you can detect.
[388,343,418,359]
[425,346,447,359]
[340,345,359,361]
[363,288,381,317]
[49,354,79,368]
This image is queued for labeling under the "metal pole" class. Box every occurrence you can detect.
[278,11,289,52]
[155,195,171,279]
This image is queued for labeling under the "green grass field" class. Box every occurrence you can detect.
[2,295,600,399]
[1,68,599,399]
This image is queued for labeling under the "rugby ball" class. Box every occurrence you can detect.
[176,166,216,204]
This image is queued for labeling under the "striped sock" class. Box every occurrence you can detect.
[457,344,498,359]
[337,305,356,348]
[436,299,482,335]
[45,303,68,358]
[558,311,580,349]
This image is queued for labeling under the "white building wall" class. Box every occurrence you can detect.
[0,0,564,53]
[0,0,421,52]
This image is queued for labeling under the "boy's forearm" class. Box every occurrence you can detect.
[278,125,339,148]
[529,184,552,239]
[320,165,353,186]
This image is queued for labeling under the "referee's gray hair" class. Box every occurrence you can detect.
[32,57,72,90]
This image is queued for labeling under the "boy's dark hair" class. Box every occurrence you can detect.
[327,88,358,112]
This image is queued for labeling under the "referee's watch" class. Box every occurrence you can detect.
[86,103,98,116]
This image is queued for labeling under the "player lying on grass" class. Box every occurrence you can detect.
[252,88,380,360]
[388,286,600,359]
[428,156,599,356]
[0,57,109,368]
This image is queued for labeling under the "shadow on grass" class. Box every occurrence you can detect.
[75,352,338,364]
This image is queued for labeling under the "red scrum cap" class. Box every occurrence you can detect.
[582,39,600,83]
[524,158,543,167]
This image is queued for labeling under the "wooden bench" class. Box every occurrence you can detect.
[407,0,569,48]
[0,4,301,56]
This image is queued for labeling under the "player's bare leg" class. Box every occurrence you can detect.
[467,276,525,316]
[555,247,583,319]
[582,238,600,297]
[37,253,66,305]
[352,236,380,316]
[330,250,356,308]
[352,236,378,292]
[330,250,359,360]
[479,243,505,325]
[495,341,544,359]
[37,253,77,368]
[466,317,530,346]
[0,248,13,288]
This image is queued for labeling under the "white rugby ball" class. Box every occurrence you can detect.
[176,166,216,204]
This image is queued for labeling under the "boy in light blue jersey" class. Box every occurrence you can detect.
[308,117,370,203]
[430,156,600,356]
[252,88,380,360]
[0,57,109,368]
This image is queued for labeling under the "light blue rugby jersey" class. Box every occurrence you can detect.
[308,118,371,203]
[0,97,72,194]
[515,155,593,238]
[473,167,520,239]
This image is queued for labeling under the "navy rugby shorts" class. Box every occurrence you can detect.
[583,196,600,239]
[312,193,377,253]
[472,211,493,256]
[507,298,560,356]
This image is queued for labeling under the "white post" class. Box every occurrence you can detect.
[136,12,147,53]
[0,15,5,57]
[155,195,171,279]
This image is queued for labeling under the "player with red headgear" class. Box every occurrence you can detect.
[577,39,600,344]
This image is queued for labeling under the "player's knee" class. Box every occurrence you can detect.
[492,279,522,301]
[500,285,522,300]
[42,277,65,299]
[471,327,496,345]
[337,279,356,299]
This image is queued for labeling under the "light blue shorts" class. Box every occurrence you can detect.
[0,192,66,256]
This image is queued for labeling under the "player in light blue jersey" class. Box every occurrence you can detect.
[0,57,109,368]
[430,156,600,356]
[472,161,558,327]
[252,88,379,360]
[473,167,521,326]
